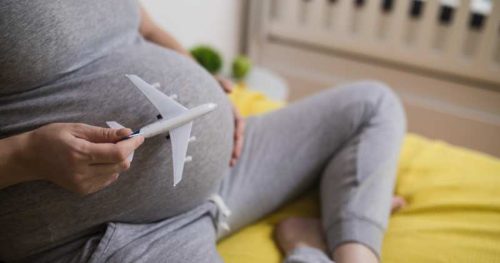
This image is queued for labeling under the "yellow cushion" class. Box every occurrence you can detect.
[220,86,500,262]
[228,83,285,117]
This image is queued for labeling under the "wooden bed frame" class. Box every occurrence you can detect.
[243,0,500,157]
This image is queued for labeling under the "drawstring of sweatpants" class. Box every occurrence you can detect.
[208,194,232,236]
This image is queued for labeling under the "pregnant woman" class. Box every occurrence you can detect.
[0,1,406,262]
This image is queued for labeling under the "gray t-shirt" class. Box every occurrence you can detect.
[0,0,233,261]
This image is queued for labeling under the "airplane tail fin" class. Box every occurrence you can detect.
[106,121,134,162]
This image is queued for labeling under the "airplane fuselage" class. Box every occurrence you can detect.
[130,103,217,139]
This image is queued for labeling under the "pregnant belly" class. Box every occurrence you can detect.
[0,41,233,258]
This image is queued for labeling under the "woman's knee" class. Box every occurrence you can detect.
[342,80,398,104]
[337,81,406,129]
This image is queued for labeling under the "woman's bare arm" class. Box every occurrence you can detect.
[139,7,192,58]
[0,124,143,193]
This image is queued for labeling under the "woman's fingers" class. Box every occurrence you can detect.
[216,75,233,93]
[230,106,245,166]
[71,161,131,195]
[63,160,130,192]
[215,75,243,166]
[76,173,120,195]
[232,120,244,158]
[70,126,143,194]
[81,136,144,164]
[391,196,406,213]
[88,161,131,176]
[72,123,132,143]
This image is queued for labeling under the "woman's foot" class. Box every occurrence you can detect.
[275,217,327,255]
[391,196,406,212]
[275,196,406,257]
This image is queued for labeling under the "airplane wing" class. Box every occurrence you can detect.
[126,74,187,119]
[106,121,134,162]
[126,74,194,187]
[169,122,193,186]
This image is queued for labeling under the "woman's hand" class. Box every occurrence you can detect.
[6,123,144,195]
[216,76,245,167]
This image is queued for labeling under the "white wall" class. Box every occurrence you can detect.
[140,0,243,72]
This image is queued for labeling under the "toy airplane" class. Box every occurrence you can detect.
[106,74,217,186]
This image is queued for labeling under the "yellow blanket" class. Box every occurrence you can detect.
[219,85,500,262]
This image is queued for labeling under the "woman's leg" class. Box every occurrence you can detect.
[218,81,406,261]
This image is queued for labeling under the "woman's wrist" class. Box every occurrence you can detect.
[0,131,38,189]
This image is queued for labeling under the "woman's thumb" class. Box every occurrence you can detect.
[76,124,132,143]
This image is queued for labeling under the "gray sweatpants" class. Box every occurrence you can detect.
[62,81,406,263]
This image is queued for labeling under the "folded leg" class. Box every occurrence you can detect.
[219,81,406,259]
